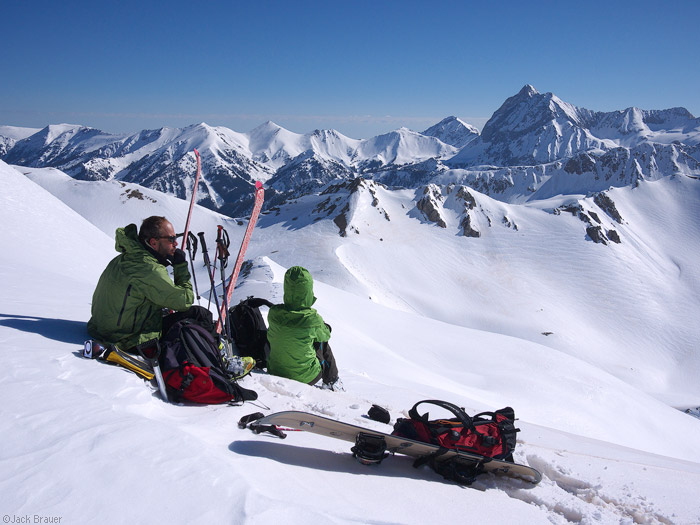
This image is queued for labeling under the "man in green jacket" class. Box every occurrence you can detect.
[267,266,342,390]
[87,216,194,351]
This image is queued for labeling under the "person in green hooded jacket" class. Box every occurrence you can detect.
[267,266,342,390]
[87,216,194,351]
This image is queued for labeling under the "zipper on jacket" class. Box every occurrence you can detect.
[116,284,132,327]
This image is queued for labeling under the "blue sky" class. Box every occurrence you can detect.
[2,0,698,139]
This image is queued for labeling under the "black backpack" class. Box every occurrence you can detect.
[229,297,274,369]
[159,319,258,404]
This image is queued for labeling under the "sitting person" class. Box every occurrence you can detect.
[87,215,194,351]
[267,266,343,391]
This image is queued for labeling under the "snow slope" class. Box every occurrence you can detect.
[2,161,700,524]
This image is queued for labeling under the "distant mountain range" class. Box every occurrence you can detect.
[2,85,700,217]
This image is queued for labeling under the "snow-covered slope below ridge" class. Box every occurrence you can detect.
[255,174,700,407]
[3,160,700,524]
[19,162,700,411]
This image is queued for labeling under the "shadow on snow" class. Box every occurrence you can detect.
[0,313,88,344]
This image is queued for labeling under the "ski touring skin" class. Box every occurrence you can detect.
[216,181,265,335]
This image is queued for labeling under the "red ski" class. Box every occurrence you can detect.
[182,148,201,242]
[216,181,265,334]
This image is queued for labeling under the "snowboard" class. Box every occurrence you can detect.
[255,410,542,484]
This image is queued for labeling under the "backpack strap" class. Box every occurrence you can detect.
[243,297,275,309]
[408,400,485,438]
[473,407,515,422]
[172,365,195,403]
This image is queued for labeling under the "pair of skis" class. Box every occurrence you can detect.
[147,149,264,401]
[182,149,264,334]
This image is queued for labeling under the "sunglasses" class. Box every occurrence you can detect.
[154,235,178,244]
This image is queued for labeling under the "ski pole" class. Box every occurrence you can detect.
[207,242,219,310]
[198,232,223,326]
[216,225,233,343]
[186,231,201,304]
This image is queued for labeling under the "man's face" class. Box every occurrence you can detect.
[148,221,178,258]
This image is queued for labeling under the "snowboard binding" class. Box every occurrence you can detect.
[351,432,389,465]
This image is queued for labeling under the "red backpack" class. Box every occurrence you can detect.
[392,400,519,461]
[159,320,257,404]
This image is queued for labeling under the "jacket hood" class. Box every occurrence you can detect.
[115,224,169,265]
[115,224,143,254]
[283,266,316,310]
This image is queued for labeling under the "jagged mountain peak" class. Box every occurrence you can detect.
[518,84,539,98]
[422,116,480,149]
[481,85,585,142]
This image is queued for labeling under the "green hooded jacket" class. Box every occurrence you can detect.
[87,224,194,350]
[267,266,331,384]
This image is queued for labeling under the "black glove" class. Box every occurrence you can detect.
[169,248,187,265]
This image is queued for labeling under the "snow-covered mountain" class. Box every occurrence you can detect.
[3,158,700,523]
[448,85,700,168]
[2,123,273,216]
[3,85,700,218]
[0,121,457,215]
[422,116,480,149]
[0,125,40,156]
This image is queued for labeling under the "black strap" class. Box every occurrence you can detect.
[242,296,275,309]
[432,456,486,485]
[412,446,451,469]
[250,423,287,439]
[175,366,194,403]
[408,400,484,437]
[237,412,265,428]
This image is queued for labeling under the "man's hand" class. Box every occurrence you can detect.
[169,248,187,265]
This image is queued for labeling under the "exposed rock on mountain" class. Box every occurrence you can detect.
[593,192,624,224]
[2,85,699,221]
[416,184,447,228]
[460,213,481,238]
[311,178,391,237]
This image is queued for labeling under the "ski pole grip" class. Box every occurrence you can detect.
[187,231,198,257]
[197,232,209,253]
[216,226,230,260]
